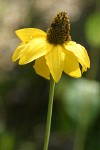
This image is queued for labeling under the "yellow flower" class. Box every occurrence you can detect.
[12,12,90,82]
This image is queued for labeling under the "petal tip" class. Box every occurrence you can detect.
[12,54,17,62]
[18,58,26,65]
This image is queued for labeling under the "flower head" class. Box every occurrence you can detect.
[12,12,90,82]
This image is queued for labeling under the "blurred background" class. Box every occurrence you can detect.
[0,0,100,150]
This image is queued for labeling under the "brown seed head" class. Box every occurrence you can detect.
[47,12,71,45]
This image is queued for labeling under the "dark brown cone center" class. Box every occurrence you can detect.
[47,12,71,45]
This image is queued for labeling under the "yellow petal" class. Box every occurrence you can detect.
[45,45,65,82]
[12,42,27,62]
[33,56,50,80]
[64,41,90,71]
[19,37,53,65]
[16,28,46,42]
[63,49,81,78]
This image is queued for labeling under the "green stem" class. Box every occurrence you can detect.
[43,76,55,150]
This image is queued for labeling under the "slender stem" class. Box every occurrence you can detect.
[43,76,55,150]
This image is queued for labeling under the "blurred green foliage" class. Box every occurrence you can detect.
[85,12,100,48]
[56,78,100,127]
[0,0,100,150]
[0,131,15,150]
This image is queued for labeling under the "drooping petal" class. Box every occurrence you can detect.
[63,49,81,78]
[33,56,50,80]
[16,28,46,42]
[64,41,90,72]
[45,45,65,82]
[12,42,27,62]
[19,37,53,65]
